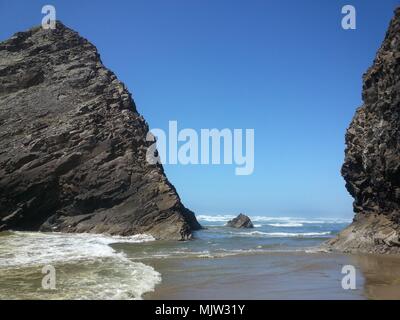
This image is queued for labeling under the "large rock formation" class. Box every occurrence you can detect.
[226,214,254,229]
[326,8,400,254]
[0,21,201,240]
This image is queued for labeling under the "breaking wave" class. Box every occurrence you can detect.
[268,223,304,227]
[0,232,160,300]
[234,231,331,238]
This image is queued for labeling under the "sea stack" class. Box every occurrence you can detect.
[226,213,254,228]
[326,8,400,254]
[0,21,201,240]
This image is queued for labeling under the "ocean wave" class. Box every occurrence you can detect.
[0,232,155,267]
[129,248,262,260]
[233,231,331,238]
[0,232,160,300]
[128,246,325,260]
[197,215,236,222]
[197,214,351,224]
[268,223,303,227]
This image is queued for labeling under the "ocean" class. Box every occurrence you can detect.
[1,215,400,300]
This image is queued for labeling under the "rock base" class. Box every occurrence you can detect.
[324,214,400,254]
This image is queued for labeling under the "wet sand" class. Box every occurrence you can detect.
[144,252,400,300]
[350,254,400,300]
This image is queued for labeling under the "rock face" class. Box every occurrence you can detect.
[226,214,254,229]
[0,22,201,240]
[326,8,400,254]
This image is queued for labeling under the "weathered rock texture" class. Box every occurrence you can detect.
[0,22,201,240]
[326,8,400,254]
[226,214,254,229]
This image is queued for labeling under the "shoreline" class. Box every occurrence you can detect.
[1,230,400,300]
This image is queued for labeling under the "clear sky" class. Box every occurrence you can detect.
[1,0,399,218]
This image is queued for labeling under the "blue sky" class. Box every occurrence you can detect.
[1,0,399,218]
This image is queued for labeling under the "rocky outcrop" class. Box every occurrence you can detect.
[226,214,254,228]
[0,21,201,240]
[326,8,400,254]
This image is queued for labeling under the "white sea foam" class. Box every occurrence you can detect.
[268,223,303,227]
[234,231,331,238]
[0,232,155,267]
[197,214,236,222]
[129,248,272,260]
[305,247,331,254]
[0,232,160,300]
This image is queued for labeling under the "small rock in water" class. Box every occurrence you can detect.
[226,213,254,228]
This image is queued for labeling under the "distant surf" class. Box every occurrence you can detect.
[196,214,351,224]
[234,231,331,237]
[268,223,304,227]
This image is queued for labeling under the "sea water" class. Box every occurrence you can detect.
[0,215,351,299]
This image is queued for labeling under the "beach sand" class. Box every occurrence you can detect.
[144,252,400,300]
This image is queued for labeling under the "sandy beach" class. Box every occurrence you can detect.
[144,252,400,300]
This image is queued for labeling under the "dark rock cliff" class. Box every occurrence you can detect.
[326,8,400,254]
[0,22,201,240]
